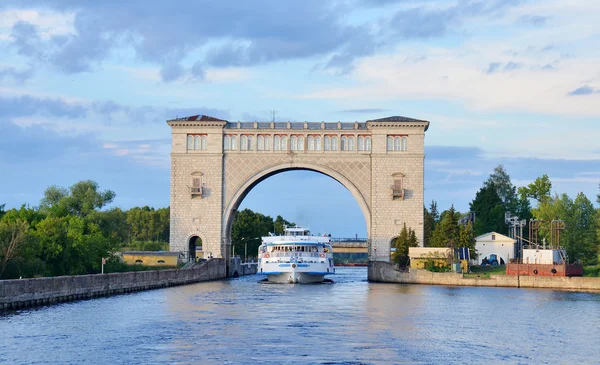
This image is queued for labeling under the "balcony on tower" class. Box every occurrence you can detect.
[391,174,405,200]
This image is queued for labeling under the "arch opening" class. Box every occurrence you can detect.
[188,236,202,262]
[223,164,371,265]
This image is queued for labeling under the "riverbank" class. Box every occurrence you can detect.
[369,261,600,291]
[0,259,228,310]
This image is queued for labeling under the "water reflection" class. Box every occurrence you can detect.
[2,267,600,364]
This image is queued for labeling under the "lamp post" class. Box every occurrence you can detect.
[240,237,260,262]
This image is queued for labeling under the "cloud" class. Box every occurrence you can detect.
[517,14,548,27]
[424,145,600,212]
[10,20,42,57]
[0,66,34,82]
[0,93,230,129]
[485,61,522,74]
[387,0,520,39]
[567,85,600,96]
[2,0,524,78]
[0,122,171,210]
[2,1,376,76]
[0,94,87,119]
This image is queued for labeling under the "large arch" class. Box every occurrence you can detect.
[222,162,372,247]
[167,115,430,279]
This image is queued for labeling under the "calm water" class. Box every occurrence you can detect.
[2,267,600,364]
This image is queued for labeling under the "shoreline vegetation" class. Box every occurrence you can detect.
[0,180,296,280]
[393,165,600,278]
[2,164,599,282]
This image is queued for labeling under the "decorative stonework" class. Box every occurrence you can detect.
[168,115,429,264]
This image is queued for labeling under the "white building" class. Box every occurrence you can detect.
[474,232,515,266]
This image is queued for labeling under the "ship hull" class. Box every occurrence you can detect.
[266,271,327,284]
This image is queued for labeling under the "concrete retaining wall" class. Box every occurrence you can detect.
[230,257,258,277]
[368,261,600,291]
[0,259,227,310]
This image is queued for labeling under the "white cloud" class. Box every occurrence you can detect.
[0,9,75,40]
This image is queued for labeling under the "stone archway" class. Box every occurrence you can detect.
[167,115,429,278]
[222,162,372,246]
[188,235,202,262]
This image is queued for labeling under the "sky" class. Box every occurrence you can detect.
[1,0,599,237]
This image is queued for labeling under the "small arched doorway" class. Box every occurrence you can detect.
[189,236,202,262]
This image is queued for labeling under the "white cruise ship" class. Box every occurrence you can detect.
[257,225,335,283]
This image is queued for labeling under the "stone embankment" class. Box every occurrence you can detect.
[230,257,258,277]
[1,258,227,310]
[369,261,600,291]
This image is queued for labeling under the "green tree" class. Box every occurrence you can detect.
[0,203,5,219]
[392,223,412,266]
[232,209,276,258]
[408,227,418,248]
[274,215,295,235]
[41,180,115,218]
[487,164,518,212]
[533,192,598,265]
[89,208,129,246]
[431,205,460,248]
[458,222,477,258]
[125,206,170,244]
[423,200,439,247]
[429,200,440,224]
[470,182,506,235]
[424,206,434,247]
[0,218,29,278]
[518,174,552,204]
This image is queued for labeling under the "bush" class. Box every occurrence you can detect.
[142,241,163,251]
[583,266,600,277]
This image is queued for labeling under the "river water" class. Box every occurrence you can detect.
[2,267,600,364]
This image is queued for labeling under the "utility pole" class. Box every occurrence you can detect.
[269,110,278,122]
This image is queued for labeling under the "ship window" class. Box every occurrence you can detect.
[157,260,165,264]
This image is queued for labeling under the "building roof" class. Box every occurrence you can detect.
[167,115,429,131]
[122,251,180,256]
[474,232,515,242]
[173,115,228,122]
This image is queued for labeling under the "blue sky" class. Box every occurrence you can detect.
[1,1,599,237]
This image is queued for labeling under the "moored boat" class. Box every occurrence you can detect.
[257,225,335,283]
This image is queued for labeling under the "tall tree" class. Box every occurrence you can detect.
[518,174,552,204]
[470,182,506,235]
[487,165,518,212]
[273,215,295,235]
[568,193,598,265]
[423,206,434,247]
[393,223,418,266]
[0,204,5,219]
[0,219,29,278]
[429,200,440,224]
[232,209,277,257]
[392,223,410,266]
[431,205,460,248]
[458,222,477,258]
[41,181,115,218]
